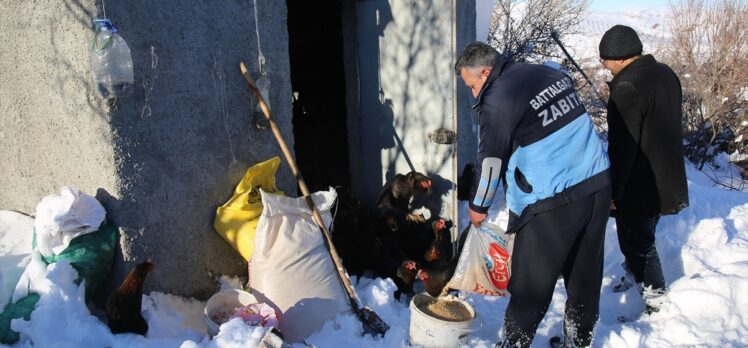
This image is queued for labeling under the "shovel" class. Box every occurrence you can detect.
[239,61,390,337]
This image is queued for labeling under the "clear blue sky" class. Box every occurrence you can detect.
[590,0,670,11]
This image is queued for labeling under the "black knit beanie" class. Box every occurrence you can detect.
[599,25,643,60]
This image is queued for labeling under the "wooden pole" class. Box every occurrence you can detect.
[239,61,360,309]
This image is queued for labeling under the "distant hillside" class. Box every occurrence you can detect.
[565,7,672,67]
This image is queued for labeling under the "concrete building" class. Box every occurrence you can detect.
[0,0,476,299]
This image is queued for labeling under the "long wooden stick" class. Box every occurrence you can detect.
[239,61,360,309]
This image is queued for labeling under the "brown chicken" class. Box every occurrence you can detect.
[417,260,458,297]
[417,226,469,297]
[376,171,432,232]
[107,259,154,335]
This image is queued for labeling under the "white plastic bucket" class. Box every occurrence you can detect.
[204,289,257,336]
[409,293,476,348]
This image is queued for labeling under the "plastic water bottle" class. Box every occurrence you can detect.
[90,19,134,99]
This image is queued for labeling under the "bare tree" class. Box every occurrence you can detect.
[576,61,611,134]
[487,0,589,62]
[663,0,748,174]
[486,0,608,136]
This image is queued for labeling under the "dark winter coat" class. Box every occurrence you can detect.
[606,54,689,216]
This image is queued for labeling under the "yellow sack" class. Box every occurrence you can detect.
[213,157,283,261]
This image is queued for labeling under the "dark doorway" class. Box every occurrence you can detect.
[286,0,351,194]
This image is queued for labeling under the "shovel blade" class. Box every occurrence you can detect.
[356,306,389,337]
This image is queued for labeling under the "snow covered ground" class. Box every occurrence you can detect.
[2,156,747,348]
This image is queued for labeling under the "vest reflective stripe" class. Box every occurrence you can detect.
[473,157,502,208]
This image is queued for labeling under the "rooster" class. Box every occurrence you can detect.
[107,259,154,335]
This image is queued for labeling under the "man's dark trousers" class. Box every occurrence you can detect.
[501,186,611,347]
[615,214,665,291]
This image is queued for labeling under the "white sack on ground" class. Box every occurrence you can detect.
[249,188,349,343]
[34,186,105,257]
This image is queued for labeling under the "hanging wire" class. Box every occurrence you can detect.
[101,0,107,19]
[253,0,266,75]
[251,0,271,130]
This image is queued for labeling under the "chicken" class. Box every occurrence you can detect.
[416,226,469,297]
[417,260,458,297]
[376,171,432,232]
[107,259,154,335]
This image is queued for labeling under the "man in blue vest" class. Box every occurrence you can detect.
[455,42,611,347]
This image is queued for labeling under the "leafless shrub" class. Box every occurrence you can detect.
[573,58,610,135]
[487,0,589,63]
[663,0,748,177]
[486,0,609,136]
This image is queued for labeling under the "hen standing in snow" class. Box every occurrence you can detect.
[107,259,154,335]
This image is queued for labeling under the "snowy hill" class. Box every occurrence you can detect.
[565,7,671,68]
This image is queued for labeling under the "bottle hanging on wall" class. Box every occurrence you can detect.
[90,19,134,99]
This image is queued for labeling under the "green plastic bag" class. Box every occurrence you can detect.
[0,293,40,344]
[0,221,117,344]
[33,221,118,300]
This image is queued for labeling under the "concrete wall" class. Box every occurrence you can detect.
[0,1,118,212]
[346,0,476,221]
[0,0,295,299]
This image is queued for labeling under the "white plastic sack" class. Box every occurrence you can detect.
[34,187,106,257]
[447,223,514,296]
[249,188,349,343]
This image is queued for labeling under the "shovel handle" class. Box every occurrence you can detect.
[239,61,361,309]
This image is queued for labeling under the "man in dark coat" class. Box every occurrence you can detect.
[600,25,689,314]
